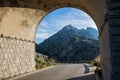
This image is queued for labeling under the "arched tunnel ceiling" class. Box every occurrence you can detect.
[0,0,107,31]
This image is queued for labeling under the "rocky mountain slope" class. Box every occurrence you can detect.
[36,25,99,62]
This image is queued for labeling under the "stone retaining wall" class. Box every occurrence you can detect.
[0,36,35,79]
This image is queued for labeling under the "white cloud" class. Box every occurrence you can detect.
[39,21,49,28]
[70,10,88,18]
[74,10,90,18]
[68,12,97,29]
[36,8,98,43]
[37,29,47,33]
[36,33,50,39]
[50,19,97,30]
[43,9,97,30]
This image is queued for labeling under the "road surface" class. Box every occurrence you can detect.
[12,64,96,80]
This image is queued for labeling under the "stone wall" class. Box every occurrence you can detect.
[100,0,120,80]
[0,35,35,79]
[0,7,45,41]
[0,7,44,79]
[100,22,112,80]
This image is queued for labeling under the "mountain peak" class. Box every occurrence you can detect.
[86,27,97,31]
[63,24,77,30]
[37,25,99,62]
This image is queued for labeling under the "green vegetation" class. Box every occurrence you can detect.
[95,67,102,77]
[91,60,100,67]
[91,56,102,78]
[35,55,57,70]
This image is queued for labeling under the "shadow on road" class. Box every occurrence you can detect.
[84,64,90,74]
[66,74,96,80]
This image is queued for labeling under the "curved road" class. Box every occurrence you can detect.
[12,64,96,80]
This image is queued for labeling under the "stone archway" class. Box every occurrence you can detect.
[0,0,119,80]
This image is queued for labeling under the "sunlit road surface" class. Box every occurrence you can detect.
[12,64,96,80]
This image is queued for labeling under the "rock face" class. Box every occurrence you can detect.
[36,25,99,62]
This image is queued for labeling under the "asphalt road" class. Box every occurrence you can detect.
[12,64,96,80]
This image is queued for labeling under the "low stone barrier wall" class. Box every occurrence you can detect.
[0,36,35,79]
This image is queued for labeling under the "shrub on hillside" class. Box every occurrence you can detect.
[35,54,57,70]
[91,55,102,78]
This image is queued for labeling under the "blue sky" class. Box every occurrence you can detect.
[36,7,97,44]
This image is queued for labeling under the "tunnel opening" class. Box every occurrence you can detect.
[35,7,100,64]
